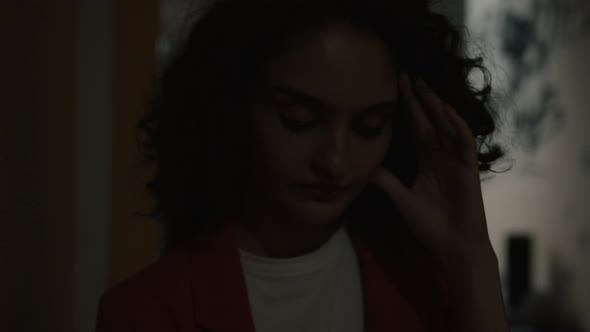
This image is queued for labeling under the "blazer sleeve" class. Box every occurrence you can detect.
[95,291,133,332]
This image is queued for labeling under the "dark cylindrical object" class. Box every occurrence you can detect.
[507,235,531,307]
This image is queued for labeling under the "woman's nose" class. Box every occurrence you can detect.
[310,130,349,180]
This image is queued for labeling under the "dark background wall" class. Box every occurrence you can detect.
[1,1,77,331]
[1,1,159,331]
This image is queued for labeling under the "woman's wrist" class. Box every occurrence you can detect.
[442,247,510,332]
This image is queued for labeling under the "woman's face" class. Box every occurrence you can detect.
[247,23,399,225]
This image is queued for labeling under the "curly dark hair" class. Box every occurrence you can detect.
[138,0,508,254]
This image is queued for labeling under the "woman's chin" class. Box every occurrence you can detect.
[285,199,351,225]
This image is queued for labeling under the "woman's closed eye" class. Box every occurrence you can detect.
[279,113,386,139]
[279,113,315,131]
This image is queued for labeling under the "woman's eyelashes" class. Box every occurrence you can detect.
[278,113,386,139]
[355,126,384,138]
[278,114,314,131]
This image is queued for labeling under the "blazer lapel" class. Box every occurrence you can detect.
[349,232,426,332]
[185,221,426,332]
[187,222,257,332]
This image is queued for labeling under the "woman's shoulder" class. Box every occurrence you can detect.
[96,246,196,331]
[107,245,192,296]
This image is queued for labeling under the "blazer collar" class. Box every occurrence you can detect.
[187,221,424,332]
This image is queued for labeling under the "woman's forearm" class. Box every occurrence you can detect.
[443,246,510,332]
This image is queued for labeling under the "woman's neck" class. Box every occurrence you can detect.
[231,207,347,258]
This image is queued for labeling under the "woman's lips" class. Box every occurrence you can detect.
[299,183,350,191]
[298,185,348,201]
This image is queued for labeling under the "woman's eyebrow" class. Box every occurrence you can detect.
[356,100,399,117]
[268,84,399,116]
[268,84,331,111]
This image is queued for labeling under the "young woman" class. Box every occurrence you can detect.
[96,0,510,331]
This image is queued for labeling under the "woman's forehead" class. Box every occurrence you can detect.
[262,25,398,113]
[273,23,396,70]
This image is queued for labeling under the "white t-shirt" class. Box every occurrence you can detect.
[238,226,365,332]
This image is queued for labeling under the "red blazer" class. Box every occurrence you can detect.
[96,222,457,331]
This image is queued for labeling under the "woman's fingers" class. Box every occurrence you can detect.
[400,72,480,171]
[372,167,414,216]
[442,103,479,168]
[443,102,475,149]
[413,78,458,144]
[400,73,474,160]
[399,73,440,159]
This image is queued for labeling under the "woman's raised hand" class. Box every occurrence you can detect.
[371,73,494,267]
